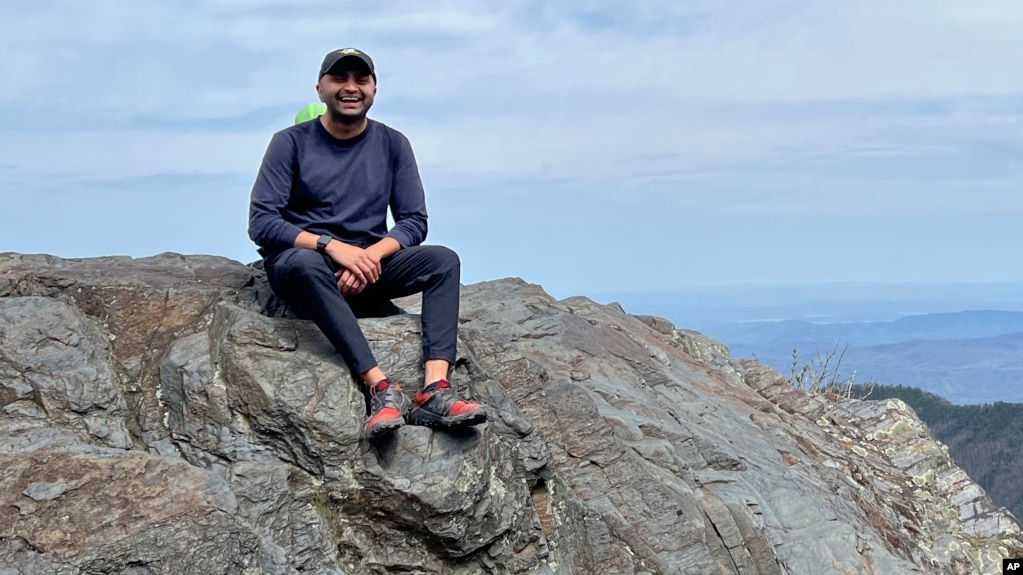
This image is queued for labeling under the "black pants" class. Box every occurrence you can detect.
[264,245,460,376]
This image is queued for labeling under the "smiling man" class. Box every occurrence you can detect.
[248,48,486,438]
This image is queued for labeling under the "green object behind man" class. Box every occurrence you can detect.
[295,102,327,125]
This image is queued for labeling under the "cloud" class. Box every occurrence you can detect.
[4,2,1022,170]
[2,0,1022,290]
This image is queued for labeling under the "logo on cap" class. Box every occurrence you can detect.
[339,48,361,55]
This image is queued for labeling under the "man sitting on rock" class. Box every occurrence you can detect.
[247,48,486,438]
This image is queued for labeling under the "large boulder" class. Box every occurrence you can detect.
[1,252,1020,574]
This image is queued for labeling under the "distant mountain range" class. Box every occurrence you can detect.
[717,309,1023,348]
[597,282,1023,405]
[701,310,1023,404]
[595,282,1023,326]
[845,333,1023,404]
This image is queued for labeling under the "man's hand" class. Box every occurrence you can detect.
[325,241,381,284]
[334,238,404,296]
[336,268,367,297]
[366,237,402,263]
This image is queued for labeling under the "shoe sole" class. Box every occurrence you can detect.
[365,417,405,439]
[408,407,487,429]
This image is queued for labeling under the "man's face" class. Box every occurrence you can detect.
[317,62,376,123]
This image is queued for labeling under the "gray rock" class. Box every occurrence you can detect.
[2,255,1022,575]
[205,302,548,572]
[227,461,343,575]
[22,480,67,502]
[0,449,261,573]
[457,278,1022,575]
[0,537,79,575]
[0,296,131,451]
[208,302,367,475]
[0,252,266,446]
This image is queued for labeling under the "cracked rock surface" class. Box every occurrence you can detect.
[1,252,1021,574]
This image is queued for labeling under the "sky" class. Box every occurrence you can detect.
[2,1,1022,299]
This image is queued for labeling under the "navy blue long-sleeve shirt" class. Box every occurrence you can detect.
[248,118,428,258]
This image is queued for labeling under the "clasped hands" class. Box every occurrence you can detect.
[327,241,384,297]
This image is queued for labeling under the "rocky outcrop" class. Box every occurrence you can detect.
[1,252,1020,574]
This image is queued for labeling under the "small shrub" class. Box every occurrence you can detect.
[787,343,874,399]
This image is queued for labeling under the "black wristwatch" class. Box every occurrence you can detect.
[315,234,332,254]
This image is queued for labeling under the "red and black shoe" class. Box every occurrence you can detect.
[365,380,410,438]
[408,380,487,429]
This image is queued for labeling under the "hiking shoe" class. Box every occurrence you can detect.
[365,380,410,438]
[408,380,487,429]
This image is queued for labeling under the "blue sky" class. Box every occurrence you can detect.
[2,1,1022,299]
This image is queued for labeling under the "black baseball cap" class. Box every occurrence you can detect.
[319,48,375,79]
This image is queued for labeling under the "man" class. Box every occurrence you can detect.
[248,48,486,438]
